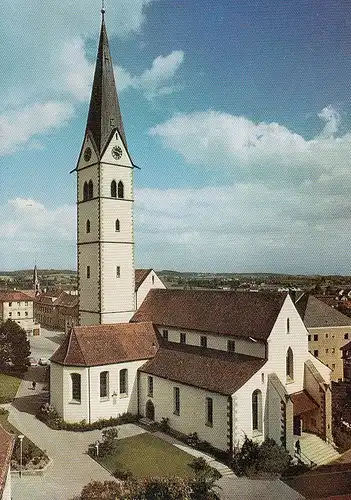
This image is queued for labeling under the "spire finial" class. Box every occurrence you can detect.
[101,0,105,17]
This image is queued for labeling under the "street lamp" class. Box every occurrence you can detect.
[18,435,24,478]
[95,440,100,457]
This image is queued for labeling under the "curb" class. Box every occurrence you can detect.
[11,458,53,476]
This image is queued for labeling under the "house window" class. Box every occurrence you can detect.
[116,266,121,278]
[71,373,81,403]
[314,350,319,357]
[332,348,335,354]
[227,340,236,352]
[25,302,28,306]
[173,387,180,415]
[314,334,318,341]
[345,333,349,340]
[119,369,128,396]
[118,181,124,198]
[286,347,294,381]
[25,312,28,317]
[17,302,20,307]
[252,389,263,433]
[83,182,88,201]
[147,376,153,397]
[8,302,12,307]
[100,371,109,400]
[115,219,120,232]
[88,180,94,199]
[326,348,329,353]
[287,318,290,334]
[261,373,264,383]
[86,219,90,233]
[206,397,213,427]
[111,180,117,198]
[326,334,329,339]
[162,330,168,340]
[332,364,335,370]
[200,336,207,348]
[180,332,186,344]
[8,312,12,317]
[17,312,20,317]
[87,266,90,279]
[308,335,311,341]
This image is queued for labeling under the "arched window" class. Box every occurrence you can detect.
[71,373,81,403]
[111,180,117,198]
[83,182,88,201]
[118,181,124,199]
[115,219,120,232]
[88,180,93,199]
[286,347,294,381]
[252,389,262,433]
[100,371,109,399]
[119,368,128,395]
[86,220,90,233]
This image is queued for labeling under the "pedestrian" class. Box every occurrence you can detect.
[295,439,301,455]
[32,381,36,390]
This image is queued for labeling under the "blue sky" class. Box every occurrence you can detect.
[1,0,351,274]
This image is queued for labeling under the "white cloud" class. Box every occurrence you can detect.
[149,108,351,187]
[0,102,75,156]
[115,50,184,99]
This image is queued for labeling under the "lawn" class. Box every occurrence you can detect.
[98,432,196,479]
[0,372,21,403]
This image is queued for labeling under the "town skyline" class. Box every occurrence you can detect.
[1,0,351,274]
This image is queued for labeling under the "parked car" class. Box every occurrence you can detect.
[38,357,49,366]
[29,357,38,366]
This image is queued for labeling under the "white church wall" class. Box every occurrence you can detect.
[78,199,99,242]
[136,271,166,308]
[78,243,100,313]
[89,360,146,421]
[139,373,228,451]
[77,135,99,170]
[101,133,134,169]
[100,163,133,200]
[62,366,89,422]
[50,362,64,416]
[157,327,265,358]
[100,198,133,242]
[77,167,99,202]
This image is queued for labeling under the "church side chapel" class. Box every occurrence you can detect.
[50,9,333,460]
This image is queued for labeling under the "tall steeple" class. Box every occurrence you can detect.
[76,8,136,326]
[85,10,127,157]
[33,265,40,297]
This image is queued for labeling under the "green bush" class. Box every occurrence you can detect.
[113,468,134,481]
[231,436,291,477]
[159,416,171,433]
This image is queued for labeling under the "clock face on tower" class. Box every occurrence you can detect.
[83,147,92,162]
[112,146,123,160]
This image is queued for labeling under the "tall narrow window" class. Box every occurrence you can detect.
[180,332,186,344]
[83,182,89,201]
[206,397,213,427]
[287,318,290,334]
[286,347,294,381]
[173,387,180,415]
[119,369,128,396]
[147,376,153,397]
[100,371,109,399]
[252,389,262,433]
[87,266,90,279]
[111,180,117,198]
[86,219,90,233]
[88,180,93,199]
[162,330,168,340]
[118,181,124,198]
[227,340,236,352]
[200,336,207,348]
[71,373,81,403]
[152,275,155,285]
[115,219,120,232]
[116,266,121,278]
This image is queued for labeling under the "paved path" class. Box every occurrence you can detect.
[9,370,145,500]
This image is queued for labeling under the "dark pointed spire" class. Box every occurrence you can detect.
[85,13,127,156]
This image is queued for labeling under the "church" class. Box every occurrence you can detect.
[50,10,333,459]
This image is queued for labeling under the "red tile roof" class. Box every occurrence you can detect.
[290,390,319,416]
[0,291,33,302]
[50,322,159,366]
[140,342,266,395]
[0,426,14,497]
[135,269,152,291]
[54,291,78,308]
[131,289,287,341]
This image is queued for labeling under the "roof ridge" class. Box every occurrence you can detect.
[72,328,88,365]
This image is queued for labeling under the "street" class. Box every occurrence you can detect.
[29,327,65,363]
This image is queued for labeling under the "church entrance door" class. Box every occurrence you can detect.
[293,415,301,436]
[145,400,155,420]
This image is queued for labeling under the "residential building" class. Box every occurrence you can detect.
[340,341,351,381]
[0,291,39,336]
[296,293,351,381]
[0,426,14,500]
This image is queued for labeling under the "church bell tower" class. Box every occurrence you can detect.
[74,9,136,325]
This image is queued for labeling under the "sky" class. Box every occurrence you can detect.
[1,0,351,274]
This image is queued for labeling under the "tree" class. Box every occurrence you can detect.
[71,480,129,500]
[0,320,30,371]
